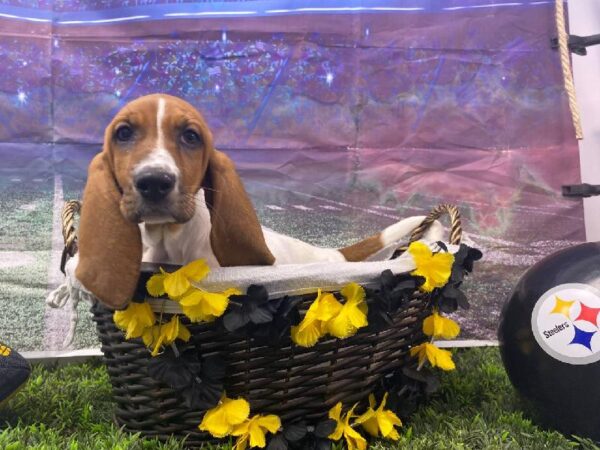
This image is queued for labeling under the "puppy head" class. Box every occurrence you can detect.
[104,93,214,225]
[76,94,274,309]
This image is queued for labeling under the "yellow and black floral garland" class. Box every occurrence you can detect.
[112,241,482,450]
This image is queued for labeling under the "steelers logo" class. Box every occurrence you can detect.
[532,283,600,365]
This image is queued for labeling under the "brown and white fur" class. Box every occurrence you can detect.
[75,94,421,309]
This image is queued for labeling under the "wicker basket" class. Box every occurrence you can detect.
[61,202,462,446]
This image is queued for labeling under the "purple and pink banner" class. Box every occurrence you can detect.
[0,0,583,349]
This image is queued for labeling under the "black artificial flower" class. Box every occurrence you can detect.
[246,296,302,345]
[453,243,483,274]
[147,345,225,411]
[438,284,469,313]
[378,366,439,418]
[181,354,226,410]
[305,419,337,450]
[435,241,482,282]
[222,284,274,332]
[267,419,336,450]
[366,270,425,331]
[267,421,308,450]
[448,244,483,286]
[430,243,481,312]
[147,345,201,389]
[401,366,441,395]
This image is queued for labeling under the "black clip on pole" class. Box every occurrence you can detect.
[562,184,600,198]
[551,34,600,56]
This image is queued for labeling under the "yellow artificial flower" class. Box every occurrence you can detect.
[113,302,156,339]
[328,402,345,440]
[410,342,455,371]
[355,393,402,440]
[199,395,251,438]
[147,259,210,299]
[326,282,368,339]
[179,288,241,322]
[146,270,167,297]
[408,241,454,292]
[291,289,342,347]
[423,311,460,340]
[231,414,281,449]
[142,315,191,356]
[328,402,367,450]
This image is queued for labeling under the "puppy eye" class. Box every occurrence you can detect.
[115,125,134,142]
[181,129,203,147]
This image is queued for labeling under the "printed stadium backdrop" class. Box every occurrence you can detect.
[0,0,584,351]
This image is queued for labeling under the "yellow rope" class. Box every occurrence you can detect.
[555,0,583,140]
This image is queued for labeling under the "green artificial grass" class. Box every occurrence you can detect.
[1,347,598,449]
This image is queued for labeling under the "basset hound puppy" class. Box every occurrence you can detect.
[75,94,424,309]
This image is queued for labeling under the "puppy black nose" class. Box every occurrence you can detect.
[134,171,176,202]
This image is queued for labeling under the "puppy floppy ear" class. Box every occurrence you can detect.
[75,153,142,309]
[203,150,275,266]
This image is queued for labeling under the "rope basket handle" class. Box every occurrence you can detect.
[408,203,462,245]
[58,200,462,272]
[60,200,81,273]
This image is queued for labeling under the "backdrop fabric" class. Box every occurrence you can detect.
[0,0,583,350]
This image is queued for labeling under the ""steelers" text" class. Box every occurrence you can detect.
[543,322,570,339]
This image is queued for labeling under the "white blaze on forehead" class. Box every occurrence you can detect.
[133,96,180,179]
[156,96,166,149]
